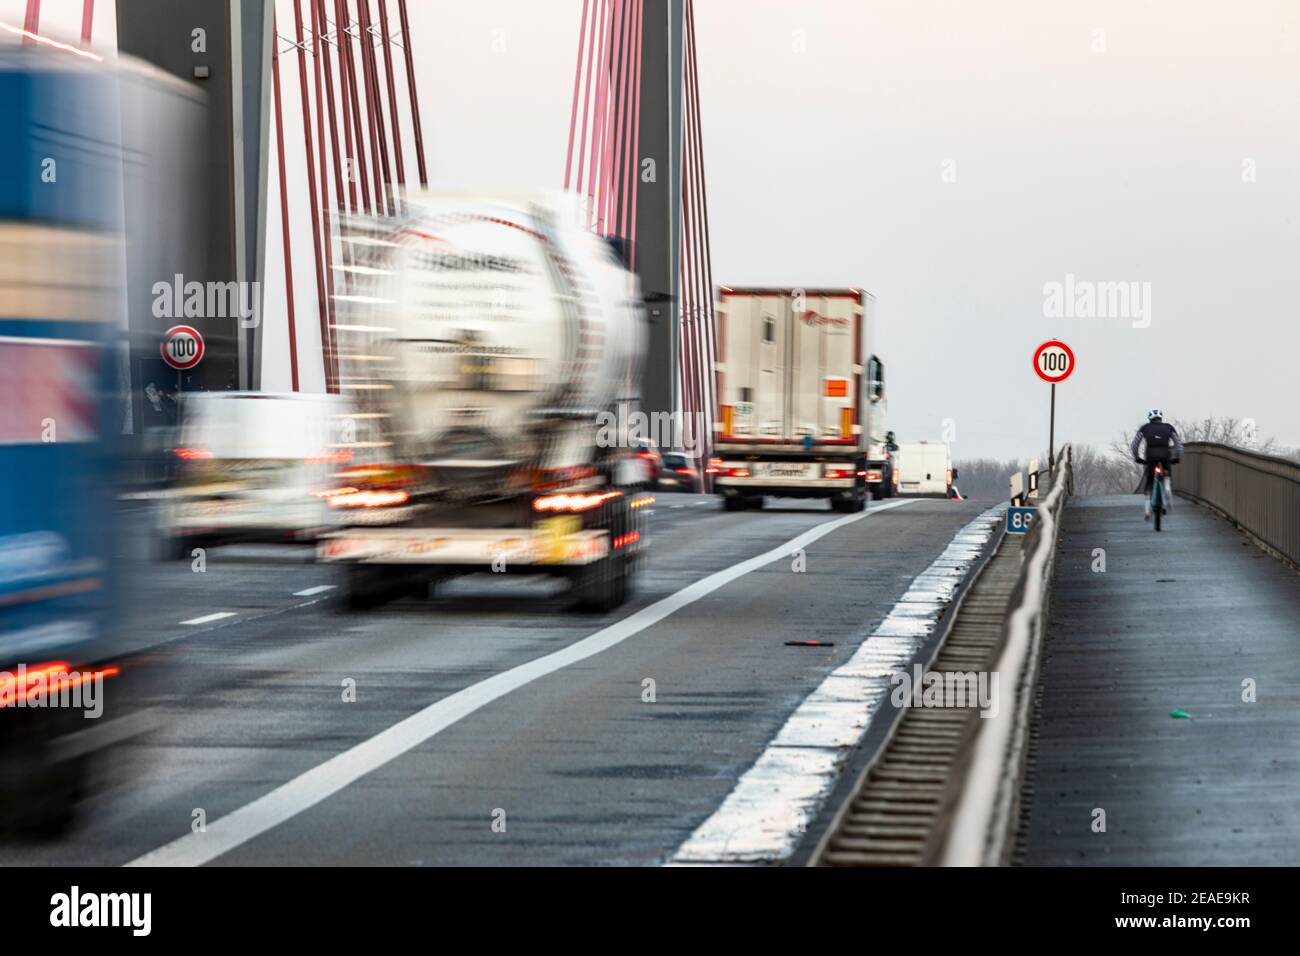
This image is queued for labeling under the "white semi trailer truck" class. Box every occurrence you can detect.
[710,287,894,511]
[317,191,650,611]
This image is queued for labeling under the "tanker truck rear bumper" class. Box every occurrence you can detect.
[317,526,619,569]
[317,518,645,613]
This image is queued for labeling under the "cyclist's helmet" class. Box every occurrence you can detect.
[1147,408,1163,422]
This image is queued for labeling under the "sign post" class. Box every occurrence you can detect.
[161,324,205,397]
[1032,339,1074,471]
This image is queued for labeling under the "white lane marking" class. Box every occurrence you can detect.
[292,585,337,597]
[178,612,237,626]
[670,505,1006,864]
[126,498,916,867]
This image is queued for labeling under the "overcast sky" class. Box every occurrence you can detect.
[16,0,1300,458]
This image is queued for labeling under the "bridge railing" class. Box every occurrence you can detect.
[938,443,1073,866]
[1179,442,1300,569]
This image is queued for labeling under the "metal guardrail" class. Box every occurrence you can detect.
[1178,442,1300,569]
[937,443,1072,866]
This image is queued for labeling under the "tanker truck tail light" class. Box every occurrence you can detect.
[323,487,410,509]
[533,490,622,513]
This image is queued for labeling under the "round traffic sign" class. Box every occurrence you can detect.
[161,325,204,371]
[1033,339,1074,384]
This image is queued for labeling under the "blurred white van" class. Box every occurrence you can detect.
[894,441,955,498]
[159,392,354,558]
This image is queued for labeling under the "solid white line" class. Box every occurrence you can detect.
[178,612,237,626]
[671,505,1006,864]
[292,585,337,597]
[126,498,915,867]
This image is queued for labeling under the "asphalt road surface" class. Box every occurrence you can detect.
[2,493,992,866]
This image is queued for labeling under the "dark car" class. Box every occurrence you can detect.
[656,452,699,492]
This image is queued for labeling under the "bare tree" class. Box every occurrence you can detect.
[951,457,1024,500]
[1171,415,1278,453]
[1070,442,1139,495]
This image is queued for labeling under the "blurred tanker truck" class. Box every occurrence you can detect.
[317,192,650,611]
[710,287,895,511]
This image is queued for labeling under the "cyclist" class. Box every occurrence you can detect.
[1130,409,1183,520]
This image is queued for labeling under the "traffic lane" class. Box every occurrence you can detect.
[112,501,337,658]
[0,493,858,864]
[1020,495,1300,865]
[211,498,985,865]
[112,493,800,650]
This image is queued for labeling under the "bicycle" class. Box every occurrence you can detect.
[1148,461,1168,531]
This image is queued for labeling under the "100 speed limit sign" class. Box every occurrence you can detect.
[1033,339,1074,384]
[161,325,205,371]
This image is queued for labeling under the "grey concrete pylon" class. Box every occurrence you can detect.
[632,0,684,421]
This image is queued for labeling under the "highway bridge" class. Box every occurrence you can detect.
[0,443,1294,868]
[1,2,1297,887]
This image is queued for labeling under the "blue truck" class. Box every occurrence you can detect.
[0,46,128,833]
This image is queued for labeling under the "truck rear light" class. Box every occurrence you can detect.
[823,464,853,479]
[0,661,120,708]
[533,490,622,513]
[174,447,212,460]
[326,488,410,509]
[946,468,953,486]
[723,467,750,478]
[892,468,899,485]
[865,470,881,482]
[706,457,722,475]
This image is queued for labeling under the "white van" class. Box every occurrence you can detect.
[894,441,955,498]
[159,392,353,558]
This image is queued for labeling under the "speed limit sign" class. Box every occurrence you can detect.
[161,325,204,371]
[1033,339,1075,384]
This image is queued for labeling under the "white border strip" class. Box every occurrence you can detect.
[127,498,914,867]
[671,505,1006,864]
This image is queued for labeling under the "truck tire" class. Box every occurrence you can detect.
[723,496,746,512]
[572,552,625,612]
[571,494,632,612]
[749,496,765,510]
[345,564,397,610]
[1,752,89,838]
